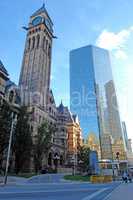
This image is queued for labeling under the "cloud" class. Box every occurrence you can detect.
[115,50,128,60]
[96,27,133,59]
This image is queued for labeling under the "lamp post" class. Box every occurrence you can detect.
[4,112,17,185]
[109,136,115,180]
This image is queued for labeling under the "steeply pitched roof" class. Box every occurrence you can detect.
[0,60,8,76]
[57,101,64,113]
[31,3,53,25]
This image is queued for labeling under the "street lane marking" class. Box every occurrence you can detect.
[103,184,121,200]
[82,188,108,200]
[0,188,99,195]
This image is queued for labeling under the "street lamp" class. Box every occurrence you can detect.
[4,112,17,185]
[109,136,115,180]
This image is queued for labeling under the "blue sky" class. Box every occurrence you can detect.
[0,0,133,141]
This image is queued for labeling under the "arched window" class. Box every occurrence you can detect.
[9,91,14,103]
[46,40,48,53]
[32,36,35,49]
[43,36,46,50]
[36,35,40,48]
[48,45,51,58]
[28,38,31,50]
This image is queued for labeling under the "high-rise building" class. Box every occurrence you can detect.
[70,45,126,160]
[122,121,129,151]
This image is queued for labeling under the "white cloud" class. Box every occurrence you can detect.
[115,50,128,60]
[96,27,133,59]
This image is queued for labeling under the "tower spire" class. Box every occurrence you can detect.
[43,0,46,7]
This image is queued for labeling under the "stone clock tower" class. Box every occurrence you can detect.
[19,4,54,109]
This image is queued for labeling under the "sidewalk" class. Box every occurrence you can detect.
[0,176,26,186]
[106,183,133,200]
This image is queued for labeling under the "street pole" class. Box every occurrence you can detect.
[110,136,115,180]
[4,113,17,185]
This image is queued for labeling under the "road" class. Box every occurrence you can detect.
[0,182,119,200]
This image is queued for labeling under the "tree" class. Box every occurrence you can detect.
[33,121,55,173]
[13,106,32,174]
[78,146,91,173]
[0,99,12,170]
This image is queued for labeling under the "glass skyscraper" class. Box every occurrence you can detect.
[70,45,126,160]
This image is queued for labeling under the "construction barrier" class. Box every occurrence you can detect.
[90,175,113,183]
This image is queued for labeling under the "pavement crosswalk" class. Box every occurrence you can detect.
[105,183,133,200]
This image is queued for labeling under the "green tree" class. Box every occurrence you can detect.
[78,146,91,173]
[0,99,12,171]
[33,121,55,173]
[13,106,32,174]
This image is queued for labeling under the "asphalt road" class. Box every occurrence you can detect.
[0,182,119,200]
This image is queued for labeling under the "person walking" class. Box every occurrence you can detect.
[122,171,128,183]
[128,172,132,183]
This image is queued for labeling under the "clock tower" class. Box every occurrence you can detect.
[19,4,54,109]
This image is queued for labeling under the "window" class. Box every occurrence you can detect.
[39,115,41,123]
[43,36,46,50]
[46,40,48,52]
[9,91,14,103]
[28,38,31,50]
[31,126,33,132]
[48,45,51,58]
[32,36,35,49]
[36,35,40,48]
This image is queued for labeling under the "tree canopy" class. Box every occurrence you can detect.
[33,121,56,173]
[13,106,32,174]
[78,146,91,172]
[0,99,12,169]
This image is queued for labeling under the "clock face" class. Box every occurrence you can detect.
[32,16,43,26]
[45,19,53,33]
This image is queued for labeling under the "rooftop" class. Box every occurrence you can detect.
[31,3,53,25]
[0,60,8,76]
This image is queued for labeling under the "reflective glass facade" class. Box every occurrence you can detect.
[70,45,125,160]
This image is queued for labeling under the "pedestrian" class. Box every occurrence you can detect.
[122,171,128,183]
[128,172,132,183]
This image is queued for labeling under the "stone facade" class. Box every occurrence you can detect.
[0,60,20,113]
[0,60,9,97]
[19,5,55,135]
[0,5,83,172]
[19,4,53,109]
[18,4,83,169]
[67,115,83,164]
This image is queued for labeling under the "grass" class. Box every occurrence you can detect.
[64,175,90,182]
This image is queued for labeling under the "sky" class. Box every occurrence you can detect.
[0,0,133,141]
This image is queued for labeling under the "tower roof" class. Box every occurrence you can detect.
[57,101,64,113]
[31,3,53,25]
[0,60,8,76]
